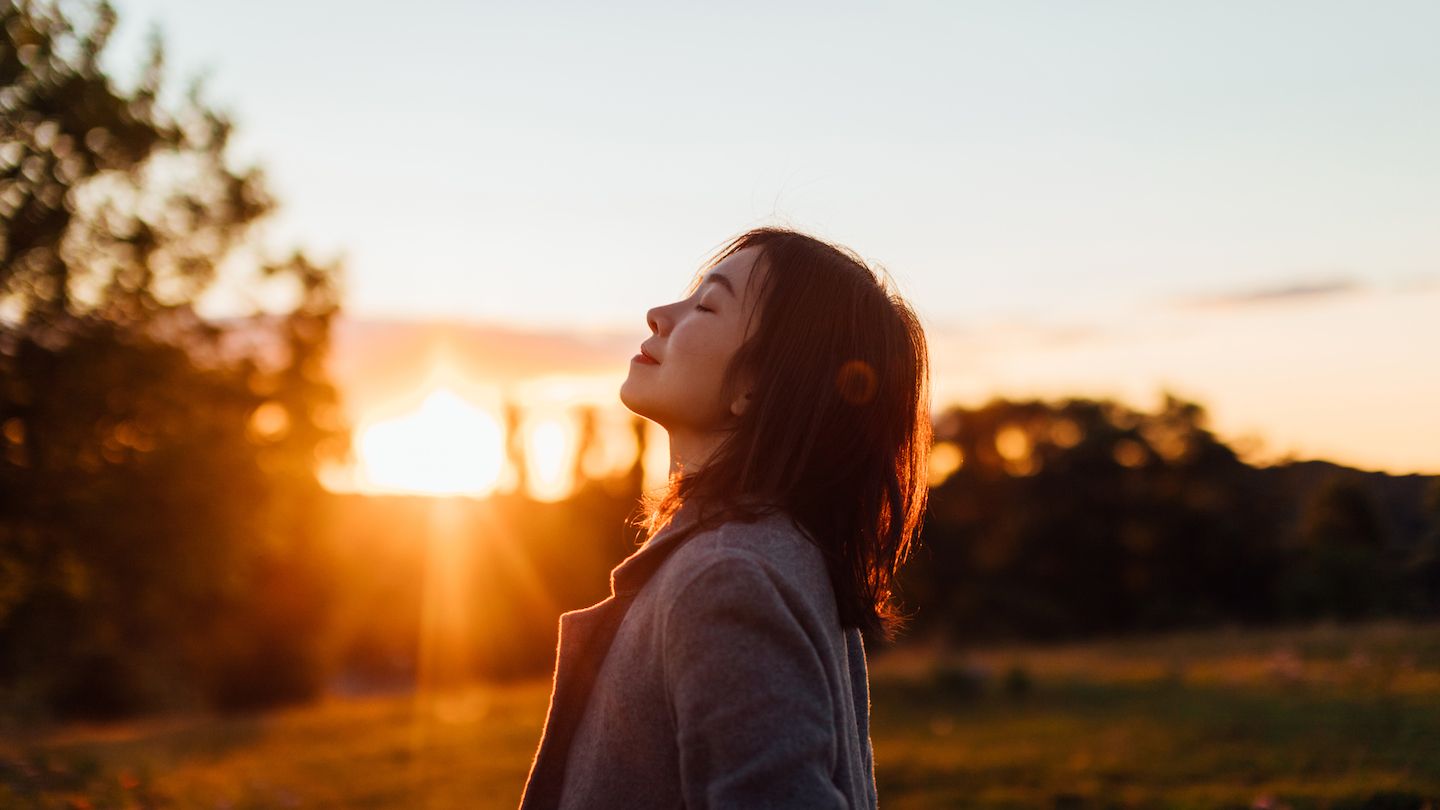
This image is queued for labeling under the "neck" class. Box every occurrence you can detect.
[666,427,725,478]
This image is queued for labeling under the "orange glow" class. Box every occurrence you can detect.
[1113,439,1149,469]
[641,419,670,492]
[1049,418,1084,449]
[356,388,505,496]
[929,441,964,486]
[995,425,1031,462]
[523,415,575,502]
[247,401,290,443]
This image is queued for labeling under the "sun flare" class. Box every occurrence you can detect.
[356,388,505,496]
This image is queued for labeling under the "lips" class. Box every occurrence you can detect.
[634,345,660,365]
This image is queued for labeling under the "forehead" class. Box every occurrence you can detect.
[696,245,767,307]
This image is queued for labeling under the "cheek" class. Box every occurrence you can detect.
[672,324,739,382]
[621,321,744,429]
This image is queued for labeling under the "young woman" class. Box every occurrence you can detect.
[520,228,931,809]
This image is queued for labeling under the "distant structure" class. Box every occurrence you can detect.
[628,415,647,495]
[504,399,527,497]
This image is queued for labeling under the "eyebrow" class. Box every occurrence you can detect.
[700,272,736,298]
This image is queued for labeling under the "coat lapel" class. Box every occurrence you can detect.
[519,500,708,808]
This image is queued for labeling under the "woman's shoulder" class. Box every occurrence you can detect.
[656,508,834,609]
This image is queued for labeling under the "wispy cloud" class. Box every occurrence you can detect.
[1170,278,1363,310]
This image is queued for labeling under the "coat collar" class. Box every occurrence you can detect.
[607,495,780,597]
[607,497,707,597]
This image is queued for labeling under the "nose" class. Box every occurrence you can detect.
[646,304,668,336]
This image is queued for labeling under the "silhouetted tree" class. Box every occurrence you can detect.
[571,405,599,488]
[628,414,647,494]
[1278,476,1390,621]
[1401,478,1440,616]
[0,0,343,716]
[503,399,527,496]
[905,393,1283,642]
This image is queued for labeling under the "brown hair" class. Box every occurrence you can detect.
[637,227,931,640]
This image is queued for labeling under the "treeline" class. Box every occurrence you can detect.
[901,395,1440,642]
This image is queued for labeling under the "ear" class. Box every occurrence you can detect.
[729,389,753,418]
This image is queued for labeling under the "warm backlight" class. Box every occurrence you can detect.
[523,416,575,502]
[356,389,504,496]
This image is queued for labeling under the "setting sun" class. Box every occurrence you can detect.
[356,388,505,496]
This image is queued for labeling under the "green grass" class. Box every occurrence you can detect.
[4,620,1440,809]
[871,679,1438,809]
[1,686,548,809]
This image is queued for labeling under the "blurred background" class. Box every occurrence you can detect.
[2,1,1438,807]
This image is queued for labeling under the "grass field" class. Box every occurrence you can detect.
[3,619,1438,809]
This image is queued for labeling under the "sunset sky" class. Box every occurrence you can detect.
[107,1,1440,479]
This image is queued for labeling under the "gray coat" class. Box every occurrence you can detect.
[519,500,879,809]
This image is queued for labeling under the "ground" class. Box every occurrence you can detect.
[3,619,1438,809]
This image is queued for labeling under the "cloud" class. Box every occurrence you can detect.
[1170,278,1363,310]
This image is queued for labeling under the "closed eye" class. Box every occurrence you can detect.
[694,304,713,313]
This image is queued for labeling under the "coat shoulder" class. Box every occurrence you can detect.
[652,509,834,610]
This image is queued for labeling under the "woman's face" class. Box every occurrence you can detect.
[619,245,768,437]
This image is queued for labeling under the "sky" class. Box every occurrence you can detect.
[105,1,1440,476]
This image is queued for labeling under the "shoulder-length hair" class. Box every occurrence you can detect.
[638,227,931,640]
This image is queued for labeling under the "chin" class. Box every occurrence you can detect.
[618,378,653,420]
[621,385,679,433]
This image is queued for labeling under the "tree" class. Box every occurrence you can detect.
[905,393,1282,641]
[1,0,345,716]
[1278,475,1390,621]
[1402,478,1440,617]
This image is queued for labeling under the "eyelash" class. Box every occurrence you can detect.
[694,304,713,313]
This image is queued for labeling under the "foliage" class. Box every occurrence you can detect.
[1401,478,1440,616]
[0,0,344,717]
[1278,475,1394,620]
[907,392,1286,641]
[906,391,1437,642]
